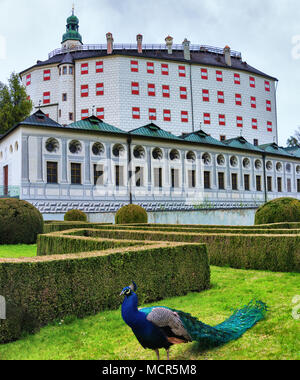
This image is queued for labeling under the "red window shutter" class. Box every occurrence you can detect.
[252,118,258,129]
[131,60,139,72]
[266,100,272,112]
[131,82,139,95]
[267,121,273,132]
[96,61,104,73]
[149,108,157,121]
[203,113,211,125]
[148,83,156,96]
[147,62,154,74]
[81,63,89,75]
[265,80,270,92]
[161,63,169,75]
[178,65,186,77]
[234,73,240,85]
[202,89,209,102]
[180,86,187,99]
[81,84,89,97]
[219,114,226,126]
[45,114,49,118]
[249,76,256,88]
[43,91,50,104]
[43,69,51,81]
[162,85,170,98]
[236,116,243,128]
[163,109,171,122]
[251,96,256,108]
[235,93,242,106]
[132,107,140,119]
[217,91,224,104]
[216,70,223,82]
[96,83,104,96]
[26,74,31,86]
[81,109,89,119]
[201,68,208,80]
[96,108,104,119]
[181,111,188,123]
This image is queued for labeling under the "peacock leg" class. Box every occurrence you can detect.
[166,349,170,360]
[155,349,160,360]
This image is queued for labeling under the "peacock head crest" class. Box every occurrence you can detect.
[120,281,137,297]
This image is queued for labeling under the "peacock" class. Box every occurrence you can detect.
[120,282,267,360]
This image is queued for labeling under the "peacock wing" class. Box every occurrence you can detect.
[139,306,192,343]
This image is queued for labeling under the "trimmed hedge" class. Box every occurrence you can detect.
[115,204,148,224]
[83,228,300,273]
[43,222,111,234]
[64,209,87,222]
[255,198,300,225]
[115,222,300,229]
[0,242,209,343]
[0,198,43,244]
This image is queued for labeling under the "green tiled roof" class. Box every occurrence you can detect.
[67,116,126,134]
[259,143,295,158]
[182,130,225,146]
[223,136,263,153]
[130,123,181,141]
[285,146,300,158]
[20,110,61,128]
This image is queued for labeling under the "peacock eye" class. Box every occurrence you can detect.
[125,289,131,295]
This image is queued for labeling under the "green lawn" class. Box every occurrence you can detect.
[0,266,299,360]
[0,245,37,258]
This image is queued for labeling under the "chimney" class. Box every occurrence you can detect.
[165,35,173,54]
[224,45,232,66]
[182,38,191,60]
[106,33,114,55]
[136,34,143,54]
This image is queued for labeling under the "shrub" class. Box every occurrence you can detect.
[255,198,300,225]
[0,198,43,244]
[115,204,148,224]
[64,209,87,222]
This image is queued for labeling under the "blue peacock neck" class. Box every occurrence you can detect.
[122,292,145,328]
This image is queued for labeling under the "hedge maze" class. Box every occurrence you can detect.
[1,220,299,343]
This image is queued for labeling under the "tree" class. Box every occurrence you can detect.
[0,72,32,134]
[287,127,300,147]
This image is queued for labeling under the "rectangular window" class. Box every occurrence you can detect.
[43,69,51,81]
[277,177,282,192]
[132,107,140,119]
[81,84,89,97]
[149,108,157,121]
[94,164,104,186]
[180,86,187,99]
[147,62,154,74]
[81,63,89,75]
[267,121,273,132]
[267,176,272,192]
[217,91,224,103]
[219,114,226,126]
[287,178,292,193]
[96,61,104,73]
[235,93,242,106]
[148,83,156,96]
[202,89,209,102]
[265,80,270,92]
[161,63,169,75]
[81,109,89,119]
[115,165,124,187]
[256,175,262,191]
[71,163,81,185]
[188,170,196,188]
[251,96,256,108]
[218,172,225,190]
[232,173,238,190]
[249,76,256,88]
[69,112,74,121]
[96,83,104,96]
[181,111,188,123]
[163,109,171,122]
[131,82,139,95]
[203,113,211,125]
[236,116,243,128]
[62,93,67,102]
[135,167,144,187]
[220,135,226,141]
[216,70,223,82]
[162,85,170,98]
[252,118,258,130]
[69,67,73,75]
[43,91,50,104]
[204,171,211,189]
[178,65,186,77]
[234,73,240,85]
[244,174,250,191]
[254,139,259,146]
[63,66,67,75]
[131,60,139,72]
[297,179,300,193]
[266,100,272,112]
[26,74,31,86]
[171,168,179,188]
[47,162,58,184]
[201,68,208,80]
[154,167,163,188]
[96,107,104,119]
[58,109,62,118]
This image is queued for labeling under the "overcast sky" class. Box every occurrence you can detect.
[0,0,299,145]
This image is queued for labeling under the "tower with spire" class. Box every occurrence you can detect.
[61,5,83,49]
